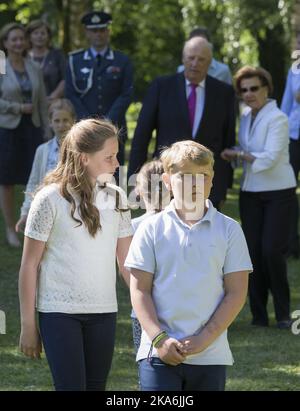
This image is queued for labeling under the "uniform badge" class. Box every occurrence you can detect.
[81,67,91,74]
[91,15,101,23]
[106,66,121,73]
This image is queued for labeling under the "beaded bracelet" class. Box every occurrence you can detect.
[152,330,168,348]
[147,330,168,362]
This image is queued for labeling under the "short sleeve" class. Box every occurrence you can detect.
[124,221,156,274]
[24,189,56,242]
[118,210,133,238]
[223,221,253,275]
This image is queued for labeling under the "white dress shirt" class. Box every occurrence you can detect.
[185,79,205,138]
[90,46,108,58]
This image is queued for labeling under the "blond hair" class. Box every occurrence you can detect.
[136,159,168,212]
[160,140,214,174]
[48,98,76,121]
[42,118,119,237]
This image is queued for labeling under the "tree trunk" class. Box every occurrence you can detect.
[257,24,288,103]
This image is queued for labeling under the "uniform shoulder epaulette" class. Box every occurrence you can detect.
[68,48,84,56]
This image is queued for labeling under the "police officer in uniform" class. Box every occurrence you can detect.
[65,11,133,165]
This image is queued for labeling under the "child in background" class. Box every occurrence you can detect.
[19,118,133,391]
[15,98,76,233]
[125,140,253,391]
[131,159,170,354]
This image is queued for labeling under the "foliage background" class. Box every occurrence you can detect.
[0,0,300,391]
[0,0,298,100]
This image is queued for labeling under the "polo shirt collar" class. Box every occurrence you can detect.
[201,199,217,222]
[165,199,216,226]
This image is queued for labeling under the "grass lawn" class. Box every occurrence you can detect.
[0,130,299,391]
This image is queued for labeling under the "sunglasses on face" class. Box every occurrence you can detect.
[240,85,263,94]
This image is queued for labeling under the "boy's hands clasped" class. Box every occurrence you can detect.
[156,336,187,366]
[179,335,205,356]
[155,333,206,365]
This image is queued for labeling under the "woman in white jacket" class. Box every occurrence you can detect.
[222,66,296,329]
[15,99,75,233]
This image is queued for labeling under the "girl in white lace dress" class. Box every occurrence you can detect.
[18,118,133,391]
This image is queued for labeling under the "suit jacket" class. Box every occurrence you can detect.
[0,57,48,131]
[128,73,236,203]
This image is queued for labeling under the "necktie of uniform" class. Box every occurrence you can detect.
[188,83,197,128]
[96,54,102,67]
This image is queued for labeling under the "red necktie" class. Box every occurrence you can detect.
[188,83,197,128]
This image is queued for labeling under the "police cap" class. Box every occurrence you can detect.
[81,11,112,29]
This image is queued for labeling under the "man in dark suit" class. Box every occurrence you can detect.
[65,11,133,165]
[128,37,235,207]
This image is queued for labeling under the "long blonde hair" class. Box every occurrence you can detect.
[43,118,119,237]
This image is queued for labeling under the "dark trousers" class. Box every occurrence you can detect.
[39,312,116,391]
[139,358,226,391]
[239,189,294,324]
[288,139,300,254]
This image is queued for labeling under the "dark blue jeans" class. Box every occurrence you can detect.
[139,358,226,391]
[39,312,116,391]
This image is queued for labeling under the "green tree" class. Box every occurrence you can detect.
[180,0,294,101]
[0,0,296,102]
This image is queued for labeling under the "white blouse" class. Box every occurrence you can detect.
[25,183,133,314]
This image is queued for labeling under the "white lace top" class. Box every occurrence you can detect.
[25,183,133,314]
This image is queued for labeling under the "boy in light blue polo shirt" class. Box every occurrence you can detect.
[125,140,253,391]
